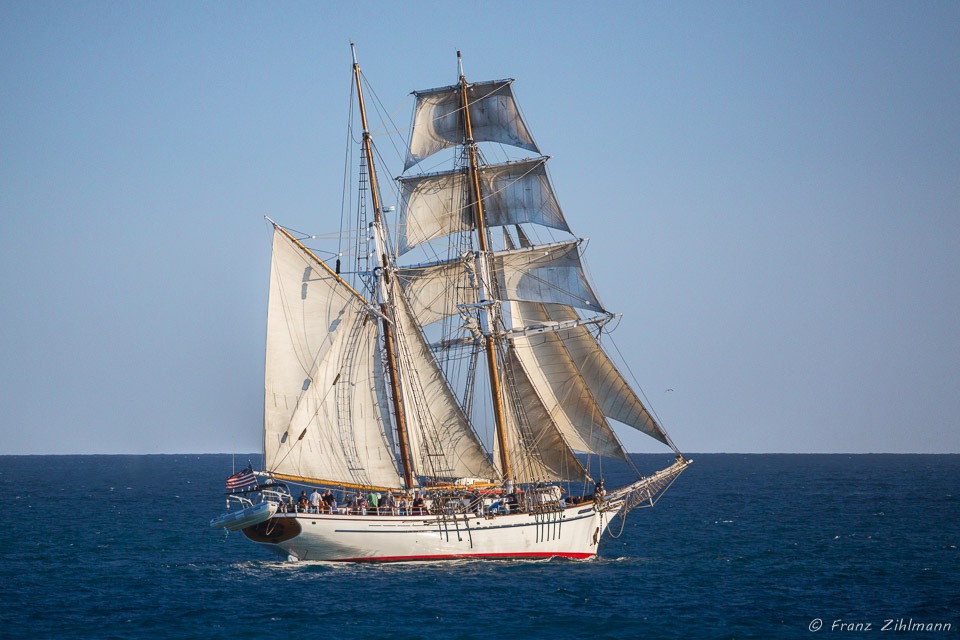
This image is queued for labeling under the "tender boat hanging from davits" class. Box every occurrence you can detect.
[211,44,690,562]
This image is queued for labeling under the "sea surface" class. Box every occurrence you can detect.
[1,454,957,639]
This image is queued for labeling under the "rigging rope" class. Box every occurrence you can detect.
[606,334,681,455]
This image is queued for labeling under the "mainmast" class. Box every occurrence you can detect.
[351,43,415,489]
[458,51,512,479]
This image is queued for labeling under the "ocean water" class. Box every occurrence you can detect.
[1,454,957,639]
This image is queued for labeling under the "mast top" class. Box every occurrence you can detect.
[351,41,358,65]
[457,50,464,78]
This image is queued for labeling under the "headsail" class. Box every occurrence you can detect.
[500,349,591,484]
[531,304,673,447]
[264,227,402,489]
[405,80,539,170]
[510,301,630,460]
[507,228,673,449]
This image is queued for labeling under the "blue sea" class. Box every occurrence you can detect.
[1,454,957,639]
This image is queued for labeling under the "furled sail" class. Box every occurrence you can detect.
[396,241,606,326]
[405,80,539,170]
[397,158,569,254]
[263,228,402,488]
[390,280,498,481]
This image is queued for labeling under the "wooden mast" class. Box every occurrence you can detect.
[458,52,512,479]
[351,44,415,490]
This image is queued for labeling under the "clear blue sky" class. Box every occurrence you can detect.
[2,1,958,454]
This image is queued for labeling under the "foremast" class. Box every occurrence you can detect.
[457,51,512,480]
[351,43,415,490]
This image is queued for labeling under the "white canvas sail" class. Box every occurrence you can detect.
[405,80,539,170]
[395,258,477,327]
[264,228,402,488]
[397,158,569,254]
[396,241,606,326]
[513,302,671,447]
[538,305,671,446]
[510,301,629,460]
[501,349,591,484]
[506,226,668,447]
[493,241,605,312]
[390,280,498,481]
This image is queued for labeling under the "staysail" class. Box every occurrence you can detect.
[390,280,498,481]
[507,228,671,448]
[510,302,630,459]
[263,227,402,489]
[530,304,671,447]
[500,349,591,484]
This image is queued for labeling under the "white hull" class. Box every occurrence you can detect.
[242,503,614,562]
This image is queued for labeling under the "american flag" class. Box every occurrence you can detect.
[226,465,258,491]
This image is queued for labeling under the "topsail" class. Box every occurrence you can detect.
[397,158,569,254]
[405,80,539,170]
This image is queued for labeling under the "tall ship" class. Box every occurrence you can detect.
[211,46,690,562]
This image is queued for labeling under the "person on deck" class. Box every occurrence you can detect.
[412,491,425,516]
[367,491,379,515]
[469,490,483,516]
[382,491,396,515]
[344,493,357,514]
[309,488,322,514]
[296,491,309,513]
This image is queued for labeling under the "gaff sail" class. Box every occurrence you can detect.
[263,227,402,489]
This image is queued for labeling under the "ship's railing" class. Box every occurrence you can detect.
[223,483,290,512]
[606,456,691,515]
[281,492,585,518]
[273,483,605,518]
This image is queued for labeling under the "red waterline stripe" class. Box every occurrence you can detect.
[331,552,595,563]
